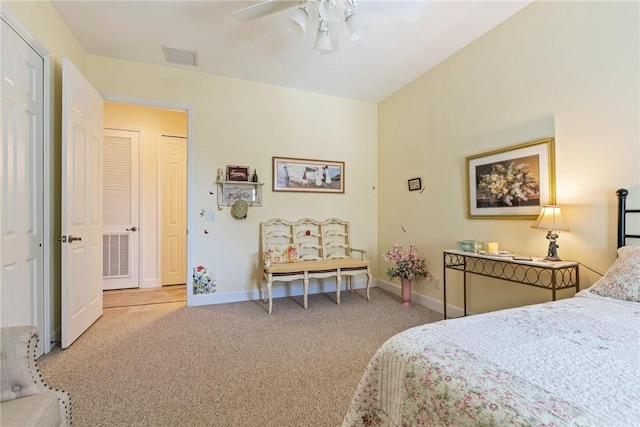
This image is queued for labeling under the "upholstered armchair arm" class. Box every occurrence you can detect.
[0,326,48,402]
[350,248,367,260]
[1,326,71,426]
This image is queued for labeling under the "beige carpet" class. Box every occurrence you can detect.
[103,285,186,308]
[38,288,442,427]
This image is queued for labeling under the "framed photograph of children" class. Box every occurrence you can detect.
[272,157,345,193]
[466,137,556,219]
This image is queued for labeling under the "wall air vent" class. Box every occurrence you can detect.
[163,46,198,67]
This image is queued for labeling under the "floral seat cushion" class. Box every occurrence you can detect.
[264,244,299,266]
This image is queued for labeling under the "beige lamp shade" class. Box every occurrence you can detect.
[531,205,569,232]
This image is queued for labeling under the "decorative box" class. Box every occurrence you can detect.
[456,240,485,252]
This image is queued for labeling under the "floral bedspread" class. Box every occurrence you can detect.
[343,291,640,426]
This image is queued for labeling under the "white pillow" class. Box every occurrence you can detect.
[589,246,640,302]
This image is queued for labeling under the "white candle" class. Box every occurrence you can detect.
[488,242,499,254]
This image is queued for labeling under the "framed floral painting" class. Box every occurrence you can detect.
[466,138,556,219]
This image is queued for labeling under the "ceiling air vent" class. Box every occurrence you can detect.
[163,46,198,67]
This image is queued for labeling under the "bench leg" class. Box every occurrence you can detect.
[336,272,342,305]
[366,270,372,301]
[267,280,273,314]
[303,276,309,309]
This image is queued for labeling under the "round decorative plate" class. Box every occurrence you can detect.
[231,200,248,219]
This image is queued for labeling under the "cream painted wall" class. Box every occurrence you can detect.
[87,56,378,304]
[103,102,187,288]
[378,1,640,315]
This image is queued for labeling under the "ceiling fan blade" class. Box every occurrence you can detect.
[357,0,427,22]
[233,0,300,22]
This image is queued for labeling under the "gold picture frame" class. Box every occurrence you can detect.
[466,137,556,219]
[272,156,344,193]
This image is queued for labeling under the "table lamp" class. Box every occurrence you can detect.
[531,205,569,261]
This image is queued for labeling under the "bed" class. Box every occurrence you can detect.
[343,189,640,426]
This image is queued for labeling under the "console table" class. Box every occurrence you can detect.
[442,250,579,319]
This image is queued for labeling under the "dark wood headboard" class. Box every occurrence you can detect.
[616,188,640,248]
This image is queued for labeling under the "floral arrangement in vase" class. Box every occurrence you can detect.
[382,242,429,281]
[476,161,538,206]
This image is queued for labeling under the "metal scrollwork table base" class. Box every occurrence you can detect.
[443,250,579,319]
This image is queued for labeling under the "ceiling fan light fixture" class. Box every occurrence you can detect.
[345,9,367,41]
[313,20,333,52]
[234,0,428,51]
[318,0,344,23]
[287,6,309,37]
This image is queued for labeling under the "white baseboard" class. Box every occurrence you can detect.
[376,279,465,318]
[189,278,373,307]
[188,278,466,318]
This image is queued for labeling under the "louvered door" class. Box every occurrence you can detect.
[102,128,139,290]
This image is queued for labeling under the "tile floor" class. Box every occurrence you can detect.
[103,285,186,315]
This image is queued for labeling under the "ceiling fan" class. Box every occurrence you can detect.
[233,0,427,52]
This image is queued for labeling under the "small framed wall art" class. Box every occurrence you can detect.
[408,178,422,191]
[226,165,250,182]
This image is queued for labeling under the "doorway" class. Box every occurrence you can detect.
[102,102,187,300]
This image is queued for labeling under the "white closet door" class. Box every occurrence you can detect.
[1,18,45,352]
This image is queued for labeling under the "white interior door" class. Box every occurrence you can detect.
[102,128,139,290]
[0,18,45,352]
[161,135,186,286]
[61,58,103,348]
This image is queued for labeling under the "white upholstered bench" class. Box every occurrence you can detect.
[261,218,371,314]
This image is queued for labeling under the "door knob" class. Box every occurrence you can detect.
[68,235,82,243]
[126,226,138,232]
